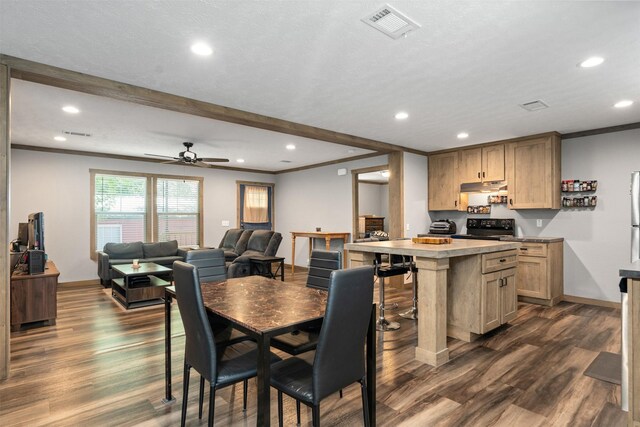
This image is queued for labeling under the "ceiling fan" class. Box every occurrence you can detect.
[144,142,229,168]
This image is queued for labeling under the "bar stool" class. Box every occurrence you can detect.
[400,260,418,320]
[375,258,409,331]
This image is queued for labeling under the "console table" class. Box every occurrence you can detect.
[10,260,59,331]
[290,231,350,275]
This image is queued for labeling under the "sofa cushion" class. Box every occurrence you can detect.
[143,240,178,258]
[246,230,274,253]
[219,229,245,250]
[104,242,144,259]
[143,255,183,266]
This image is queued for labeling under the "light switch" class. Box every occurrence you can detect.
[406,223,410,231]
[221,220,230,227]
[536,219,542,228]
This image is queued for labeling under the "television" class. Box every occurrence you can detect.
[28,212,44,252]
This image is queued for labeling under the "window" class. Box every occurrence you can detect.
[237,181,274,230]
[91,170,203,259]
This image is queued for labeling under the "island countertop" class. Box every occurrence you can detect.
[345,238,521,258]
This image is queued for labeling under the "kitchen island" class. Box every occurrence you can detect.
[346,239,521,367]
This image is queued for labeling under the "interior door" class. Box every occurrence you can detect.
[238,183,274,230]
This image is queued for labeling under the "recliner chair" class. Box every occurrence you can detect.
[218,229,253,263]
[227,230,283,278]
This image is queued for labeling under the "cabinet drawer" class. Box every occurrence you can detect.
[482,250,518,273]
[518,243,547,257]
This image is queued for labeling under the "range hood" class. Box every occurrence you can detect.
[460,180,508,193]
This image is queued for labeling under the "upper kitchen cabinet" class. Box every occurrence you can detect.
[506,133,561,209]
[428,152,467,211]
[459,144,505,183]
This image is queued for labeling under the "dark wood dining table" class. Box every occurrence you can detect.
[163,275,377,426]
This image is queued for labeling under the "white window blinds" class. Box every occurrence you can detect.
[156,178,200,246]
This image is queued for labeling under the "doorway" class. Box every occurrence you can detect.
[236,181,275,230]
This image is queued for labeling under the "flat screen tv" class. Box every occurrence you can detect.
[28,212,44,252]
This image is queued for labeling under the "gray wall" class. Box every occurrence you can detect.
[429,128,640,302]
[358,182,389,232]
[404,152,429,237]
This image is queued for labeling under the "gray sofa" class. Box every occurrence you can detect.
[218,228,253,262]
[227,230,283,278]
[97,240,184,286]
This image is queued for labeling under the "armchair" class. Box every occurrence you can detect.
[218,229,253,262]
[227,230,283,278]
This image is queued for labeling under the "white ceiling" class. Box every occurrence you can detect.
[1,1,639,169]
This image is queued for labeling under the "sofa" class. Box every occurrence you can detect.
[218,228,253,262]
[97,240,184,286]
[227,230,283,278]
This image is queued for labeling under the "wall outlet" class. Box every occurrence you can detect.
[406,223,410,231]
[536,219,543,228]
[221,220,230,227]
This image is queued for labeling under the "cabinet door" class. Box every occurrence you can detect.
[481,271,501,333]
[516,255,548,299]
[500,268,518,324]
[482,144,505,181]
[428,152,461,211]
[459,148,482,183]
[506,135,560,209]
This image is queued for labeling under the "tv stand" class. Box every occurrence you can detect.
[10,260,59,331]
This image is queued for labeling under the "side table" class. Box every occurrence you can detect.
[10,260,60,331]
[249,256,285,281]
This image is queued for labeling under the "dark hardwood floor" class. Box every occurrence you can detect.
[0,271,626,426]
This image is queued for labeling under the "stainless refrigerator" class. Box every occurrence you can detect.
[633,171,640,261]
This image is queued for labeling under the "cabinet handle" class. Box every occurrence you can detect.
[478,172,481,178]
[455,200,458,207]
[521,247,528,251]
[499,258,506,262]
[482,171,485,178]
[498,278,504,287]
[509,198,513,205]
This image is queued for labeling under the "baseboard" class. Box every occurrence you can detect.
[563,294,621,309]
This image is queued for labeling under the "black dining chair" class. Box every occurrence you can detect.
[270,249,342,356]
[173,261,281,426]
[270,265,375,427]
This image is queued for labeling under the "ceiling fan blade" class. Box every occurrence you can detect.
[200,157,230,163]
[145,153,177,160]
[193,161,212,168]
[162,160,182,164]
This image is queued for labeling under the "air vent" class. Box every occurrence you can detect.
[361,4,420,39]
[280,160,292,163]
[62,130,92,137]
[519,100,549,112]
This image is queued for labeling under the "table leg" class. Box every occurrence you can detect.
[162,291,176,404]
[291,235,296,276]
[367,303,377,426]
[280,260,284,282]
[414,257,450,367]
[325,237,331,250]
[256,334,271,426]
[308,237,313,262]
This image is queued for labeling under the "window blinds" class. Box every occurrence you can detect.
[156,178,200,246]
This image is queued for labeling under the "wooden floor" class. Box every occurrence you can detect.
[0,271,627,426]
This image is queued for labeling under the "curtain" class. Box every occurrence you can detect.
[243,185,269,223]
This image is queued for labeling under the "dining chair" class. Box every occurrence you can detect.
[270,249,342,355]
[173,261,281,426]
[270,265,375,427]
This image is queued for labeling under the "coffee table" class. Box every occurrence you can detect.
[111,262,172,309]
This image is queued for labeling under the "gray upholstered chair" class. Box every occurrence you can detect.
[270,265,374,427]
[184,249,227,283]
[227,230,283,278]
[218,229,253,262]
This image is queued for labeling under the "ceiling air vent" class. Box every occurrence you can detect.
[519,100,549,112]
[280,160,292,163]
[62,130,92,137]
[361,4,420,39]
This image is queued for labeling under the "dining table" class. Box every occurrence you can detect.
[163,275,377,426]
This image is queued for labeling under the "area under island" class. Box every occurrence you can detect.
[345,239,521,367]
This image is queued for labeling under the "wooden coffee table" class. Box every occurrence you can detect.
[111,263,172,309]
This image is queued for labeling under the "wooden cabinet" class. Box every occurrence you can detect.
[516,241,563,306]
[459,144,505,183]
[447,250,518,342]
[506,134,561,209]
[10,261,59,331]
[428,152,467,211]
[358,216,384,236]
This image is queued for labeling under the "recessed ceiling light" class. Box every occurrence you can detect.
[348,149,356,154]
[457,132,469,139]
[62,105,80,114]
[614,100,634,108]
[237,158,245,163]
[579,57,604,68]
[394,111,409,120]
[191,42,213,56]
[54,136,66,142]
[286,144,296,150]
[380,170,391,178]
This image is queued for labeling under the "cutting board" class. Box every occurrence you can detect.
[411,236,452,245]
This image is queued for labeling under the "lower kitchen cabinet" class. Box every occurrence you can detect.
[482,268,518,332]
[516,241,563,306]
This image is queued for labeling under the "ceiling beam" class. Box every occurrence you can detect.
[1,55,429,156]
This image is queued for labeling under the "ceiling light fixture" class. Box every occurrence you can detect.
[380,170,390,178]
[614,100,634,108]
[237,158,245,163]
[395,111,409,120]
[62,105,80,114]
[54,136,66,142]
[286,144,296,150]
[191,42,213,56]
[457,132,469,139]
[579,57,604,68]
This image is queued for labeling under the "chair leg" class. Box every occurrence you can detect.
[400,266,418,320]
[312,403,320,427]
[278,391,284,427]
[360,378,370,427]
[208,385,216,427]
[296,399,301,425]
[199,376,205,419]
[376,276,400,331]
[181,363,191,427]
[243,379,248,412]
